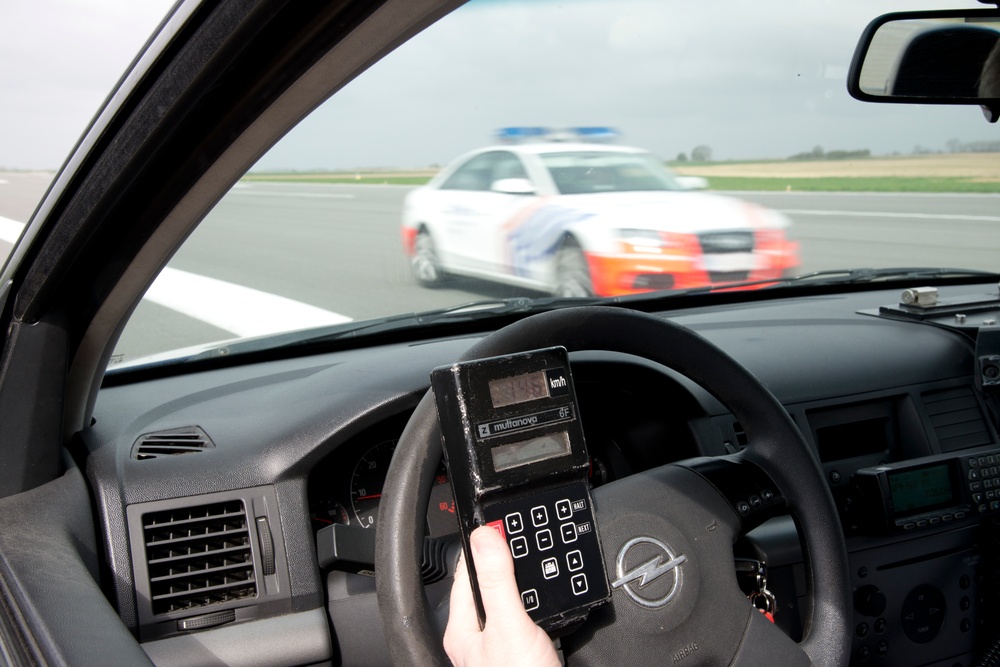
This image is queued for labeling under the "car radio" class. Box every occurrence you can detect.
[852,446,1000,535]
[431,346,611,634]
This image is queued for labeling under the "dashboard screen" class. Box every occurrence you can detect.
[888,463,955,514]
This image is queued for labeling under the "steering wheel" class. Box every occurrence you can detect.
[375,307,851,666]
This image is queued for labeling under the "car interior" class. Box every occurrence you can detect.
[1,1,999,666]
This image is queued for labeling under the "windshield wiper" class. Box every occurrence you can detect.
[632,267,1000,299]
[115,269,999,371]
[762,267,1000,288]
[177,295,607,361]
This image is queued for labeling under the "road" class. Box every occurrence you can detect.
[2,173,999,363]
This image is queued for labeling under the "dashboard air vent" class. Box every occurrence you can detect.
[922,386,993,452]
[132,426,216,460]
[141,500,257,615]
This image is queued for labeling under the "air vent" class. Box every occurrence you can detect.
[132,426,215,460]
[141,500,257,615]
[922,386,994,452]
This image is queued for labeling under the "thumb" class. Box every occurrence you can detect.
[468,526,537,636]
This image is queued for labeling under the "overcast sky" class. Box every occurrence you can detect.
[2,0,996,172]
[0,1,175,171]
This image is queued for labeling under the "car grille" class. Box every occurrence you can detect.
[698,231,754,254]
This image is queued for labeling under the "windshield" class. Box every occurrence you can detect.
[540,152,683,195]
[62,0,998,368]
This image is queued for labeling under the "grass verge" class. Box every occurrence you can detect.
[242,173,1000,193]
[242,174,433,185]
[703,176,1000,193]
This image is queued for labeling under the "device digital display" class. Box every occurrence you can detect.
[489,371,550,408]
[491,431,571,472]
[888,463,955,514]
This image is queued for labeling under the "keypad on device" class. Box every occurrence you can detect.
[482,481,610,625]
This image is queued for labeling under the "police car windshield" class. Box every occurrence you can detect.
[540,152,684,195]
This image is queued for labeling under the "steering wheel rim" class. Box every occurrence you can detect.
[375,306,851,666]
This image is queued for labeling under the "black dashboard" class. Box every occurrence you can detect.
[79,282,1000,666]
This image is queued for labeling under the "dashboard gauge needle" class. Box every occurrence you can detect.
[355,493,382,501]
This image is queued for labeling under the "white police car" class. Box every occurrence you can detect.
[401,131,799,297]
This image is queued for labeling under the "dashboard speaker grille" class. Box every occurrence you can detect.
[132,426,216,460]
[141,500,257,615]
[922,386,993,452]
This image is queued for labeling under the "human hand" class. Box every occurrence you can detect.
[444,526,561,667]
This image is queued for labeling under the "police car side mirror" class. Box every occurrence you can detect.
[491,178,536,195]
[675,176,709,191]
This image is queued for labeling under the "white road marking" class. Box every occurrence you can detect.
[144,267,351,337]
[780,209,1000,222]
[0,216,25,243]
[0,216,351,336]
[229,190,355,199]
[722,190,1000,199]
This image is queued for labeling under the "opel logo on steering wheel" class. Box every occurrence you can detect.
[611,536,687,608]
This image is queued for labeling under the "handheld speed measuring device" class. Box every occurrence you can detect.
[431,346,610,634]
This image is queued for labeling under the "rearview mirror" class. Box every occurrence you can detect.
[847,9,1000,121]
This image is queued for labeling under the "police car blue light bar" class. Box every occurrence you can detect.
[495,127,552,143]
[494,127,620,144]
[567,127,619,142]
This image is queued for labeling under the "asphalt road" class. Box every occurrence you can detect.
[2,174,999,363]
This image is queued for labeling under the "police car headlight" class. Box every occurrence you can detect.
[617,229,670,253]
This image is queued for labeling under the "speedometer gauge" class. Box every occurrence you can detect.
[348,438,458,535]
[350,439,396,528]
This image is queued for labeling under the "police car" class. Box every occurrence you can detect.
[401,129,800,297]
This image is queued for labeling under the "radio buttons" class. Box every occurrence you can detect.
[901,585,946,644]
[505,512,524,534]
[555,499,573,520]
[542,557,559,580]
[521,589,539,611]
[571,574,589,596]
[567,550,584,572]
[561,523,578,544]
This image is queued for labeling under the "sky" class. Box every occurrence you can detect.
[1,0,996,172]
[0,0,176,171]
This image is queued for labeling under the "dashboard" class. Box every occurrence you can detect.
[76,282,1000,666]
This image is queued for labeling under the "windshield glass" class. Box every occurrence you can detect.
[540,152,683,194]
[106,0,1000,368]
